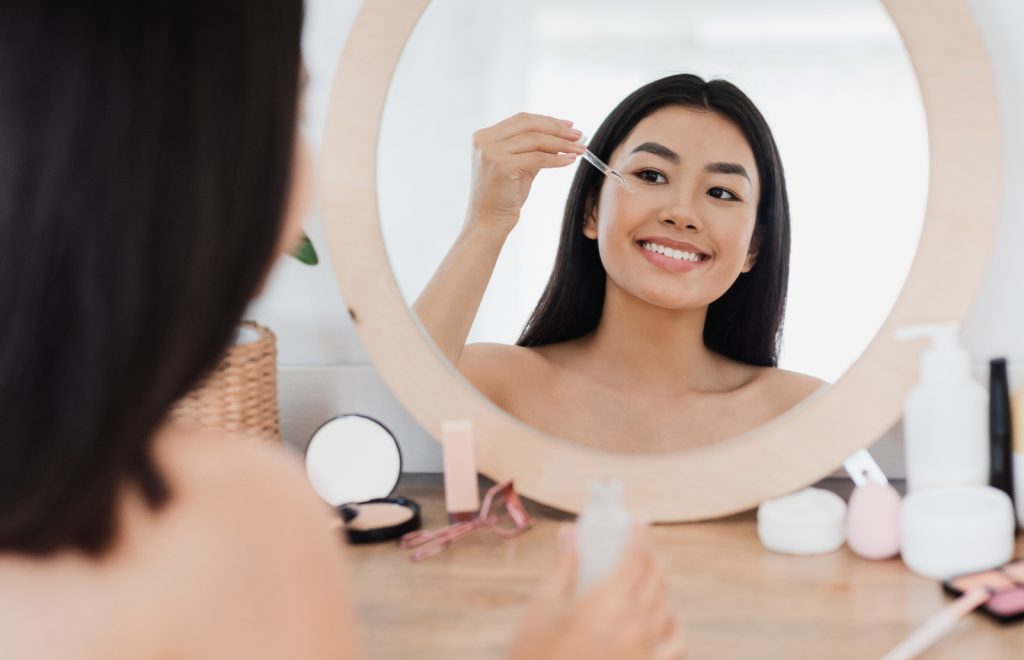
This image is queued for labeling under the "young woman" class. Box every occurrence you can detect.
[0,2,681,658]
[415,74,824,452]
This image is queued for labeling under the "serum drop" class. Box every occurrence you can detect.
[576,479,633,595]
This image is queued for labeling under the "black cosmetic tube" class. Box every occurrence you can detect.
[989,358,1015,510]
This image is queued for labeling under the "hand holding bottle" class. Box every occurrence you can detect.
[507,524,686,660]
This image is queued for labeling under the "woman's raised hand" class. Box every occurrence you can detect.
[466,112,586,234]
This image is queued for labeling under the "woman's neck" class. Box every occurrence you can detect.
[576,279,735,396]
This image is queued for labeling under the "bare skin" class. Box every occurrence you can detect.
[416,109,824,452]
[463,342,821,452]
[0,424,363,660]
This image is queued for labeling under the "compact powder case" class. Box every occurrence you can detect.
[305,414,421,545]
[339,497,421,544]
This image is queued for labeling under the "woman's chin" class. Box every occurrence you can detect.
[630,288,717,312]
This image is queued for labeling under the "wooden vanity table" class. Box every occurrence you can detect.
[348,475,1022,659]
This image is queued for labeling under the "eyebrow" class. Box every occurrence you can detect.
[705,161,750,182]
[629,141,750,181]
[629,141,679,164]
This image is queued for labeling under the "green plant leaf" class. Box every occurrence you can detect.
[292,232,319,265]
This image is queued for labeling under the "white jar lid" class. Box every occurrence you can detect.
[757,487,847,555]
[901,485,1015,580]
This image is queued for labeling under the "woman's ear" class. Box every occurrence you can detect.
[582,198,598,240]
[742,228,761,273]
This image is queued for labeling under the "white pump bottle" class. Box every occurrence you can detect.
[895,322,988,493]
[575,479,632,595]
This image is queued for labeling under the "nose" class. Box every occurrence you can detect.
[660,215,701,231]
[659,195,702,231]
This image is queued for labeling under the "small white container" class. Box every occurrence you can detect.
[757,488,847,555]
[901,485,1015,580]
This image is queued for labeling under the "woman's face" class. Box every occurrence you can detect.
[584,106,760,311]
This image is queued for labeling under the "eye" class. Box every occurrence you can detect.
[633,169,667,184]
[708,187,741,201]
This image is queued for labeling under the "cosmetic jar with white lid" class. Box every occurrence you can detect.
[757,487,847,555]
[901,485,1015,580]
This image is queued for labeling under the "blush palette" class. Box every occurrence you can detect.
[943,558,1024,623]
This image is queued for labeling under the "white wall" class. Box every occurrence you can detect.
[248,0,1024,476]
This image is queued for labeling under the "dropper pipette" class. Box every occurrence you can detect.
[577,134,632,192]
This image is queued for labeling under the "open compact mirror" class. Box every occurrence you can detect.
[305,414,420,543]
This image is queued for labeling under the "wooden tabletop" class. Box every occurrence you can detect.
[347,474,1023,659]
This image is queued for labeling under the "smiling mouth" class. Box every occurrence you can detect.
[638,241,709,263]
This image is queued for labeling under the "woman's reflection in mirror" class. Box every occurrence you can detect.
[415,74,825,451]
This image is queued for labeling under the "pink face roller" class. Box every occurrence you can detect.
[398,479,533,561]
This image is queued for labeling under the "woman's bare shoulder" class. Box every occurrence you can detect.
[150,425,352,583]
[752,367,827,411]
[459,342,554,403]
[0,427,359,659]
[154,425,328,534]
[146,426,360,658]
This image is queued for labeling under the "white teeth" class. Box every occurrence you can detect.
[641,242,704,263]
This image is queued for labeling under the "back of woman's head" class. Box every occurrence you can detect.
[0,0,304,555]
[518,73,790,367]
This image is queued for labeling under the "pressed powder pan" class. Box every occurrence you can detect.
[305,414,421,544]
[340,497,421,544]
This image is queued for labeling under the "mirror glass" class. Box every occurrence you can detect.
[378,0,928,447]
[305,415,402,505]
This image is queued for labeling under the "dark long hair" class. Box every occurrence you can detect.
[0,0,303,555]
[518,74,790,367]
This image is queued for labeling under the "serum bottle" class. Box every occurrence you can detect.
[575,479,632,595]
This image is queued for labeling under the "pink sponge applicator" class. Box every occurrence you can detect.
[843,450,901,560]
[846,478,902,559]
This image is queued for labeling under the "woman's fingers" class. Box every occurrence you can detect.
[541,524,579,599]
[651,615,687,660]
[466,112,582,225]
[631,548,670,606]
[474,112,580,147]
[495,131,587,157]
[602,524,656,593]
[503,151,578,174]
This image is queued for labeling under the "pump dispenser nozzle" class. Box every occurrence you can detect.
[895,322,971,384]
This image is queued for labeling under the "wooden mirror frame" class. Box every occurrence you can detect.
[320,0,1001,520]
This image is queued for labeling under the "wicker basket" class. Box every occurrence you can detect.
[170,321,281,442]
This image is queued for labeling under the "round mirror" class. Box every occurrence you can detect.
[320,0,1001,519]
[305,415,402,506]
[377,0,929,453]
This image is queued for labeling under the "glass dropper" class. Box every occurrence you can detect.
[577,134,632,192]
